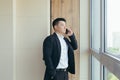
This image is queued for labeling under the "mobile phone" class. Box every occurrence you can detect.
[65,29,69,34]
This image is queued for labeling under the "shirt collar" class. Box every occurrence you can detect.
[55,32,64,39]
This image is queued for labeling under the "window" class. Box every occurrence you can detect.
[91,0,100,50]
[105,0,120,56]
[90,0,120,80]
[92,56,100,80]
[91,0,101,80]
[104,68,119,80]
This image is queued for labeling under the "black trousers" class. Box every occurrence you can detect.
[53,70,68,80]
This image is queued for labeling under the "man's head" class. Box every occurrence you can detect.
[52,18,66,34]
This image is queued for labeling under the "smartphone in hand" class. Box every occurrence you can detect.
[65,29,69,34]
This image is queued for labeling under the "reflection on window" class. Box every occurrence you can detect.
[106,0,120,55]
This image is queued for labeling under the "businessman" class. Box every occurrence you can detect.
[43,18,78,80]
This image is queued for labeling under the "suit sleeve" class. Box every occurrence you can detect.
[43,37,56,78]
[69,33,78,50]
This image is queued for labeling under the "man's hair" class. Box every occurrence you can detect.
[52,18,66,29]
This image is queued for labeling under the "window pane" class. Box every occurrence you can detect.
[91,0,100,50]
[92,56,100,80]
[106,0,120,56]
[104,68,119,80]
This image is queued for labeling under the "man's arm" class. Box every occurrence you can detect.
[66,27,78,50]
[43,37,56,79]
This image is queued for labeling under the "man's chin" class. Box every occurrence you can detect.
[63,31,66,34]
[63,32,66,34]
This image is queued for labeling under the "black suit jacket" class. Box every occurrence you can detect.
[43,32,78,80]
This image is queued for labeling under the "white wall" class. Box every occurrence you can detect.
[0,0,50,80]
[80,0,90,80]
[16,0,50,80]
[0,0,14,80]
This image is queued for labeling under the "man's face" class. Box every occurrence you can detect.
[54,21,66,34]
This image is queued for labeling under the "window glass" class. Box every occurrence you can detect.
[91,0,100,50]
[106,0,120,55]
[92,56,100,80]
[104,68,119,80]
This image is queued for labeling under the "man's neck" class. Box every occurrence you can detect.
[55,31,63,36]
[55,31,64,38]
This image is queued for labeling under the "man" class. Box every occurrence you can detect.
[43,18,78,80]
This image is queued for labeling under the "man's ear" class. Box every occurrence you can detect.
[54,26,57,30]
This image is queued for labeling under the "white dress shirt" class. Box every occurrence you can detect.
[56,33,68,69]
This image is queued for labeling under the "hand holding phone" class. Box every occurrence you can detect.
[65,29,69,34]
[65,27,73,36]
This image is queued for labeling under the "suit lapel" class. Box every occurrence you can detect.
[64,37,70,48]
[53,33,72,57]
[53,33,61,56]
